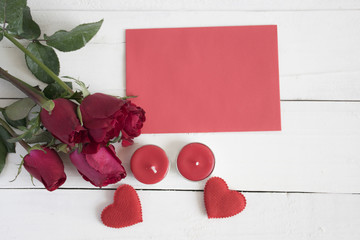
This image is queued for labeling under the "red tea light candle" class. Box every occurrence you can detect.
[130,145,169,184]
[177,143,215,181]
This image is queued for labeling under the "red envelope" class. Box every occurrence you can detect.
[126,26,281,133]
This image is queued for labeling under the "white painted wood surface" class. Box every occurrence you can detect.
[1,0,360,239]
[1,10,360,100]
[1,189,360,240]
[1,100,360,194]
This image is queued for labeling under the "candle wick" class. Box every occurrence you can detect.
[195,161,200,166]
[150,166,157,174]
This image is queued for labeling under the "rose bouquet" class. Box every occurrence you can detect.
[0,0,145,191]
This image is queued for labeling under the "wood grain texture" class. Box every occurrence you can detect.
[28,0,360,11]
[0,189,359,240]
[1,10,360,99]
[1,100,360,193]
[1,1,360,239]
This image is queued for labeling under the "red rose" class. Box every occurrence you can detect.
[121,101,146,147]
[40,98,88,146]
[69,144,126,187]
[80,93,126,144]
[23,147,66,191]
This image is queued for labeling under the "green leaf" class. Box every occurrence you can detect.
[44,19,103,52]
[77,105,83,126]
[0,0,27,31]
[67,91,83,102]
[43,81,72,99]
[109,131,122,144]
[7,114,40,143]
[17,126,27,131]
[5,98,35,120]
[7,130,31,143]
[28,144,45,152]
[61,76,77,81]
[10,157,24,182]
[26,130,54,144]
[42,100,55,112]
[0,31,3,41]
[56,143,68,153]
[73,79,90,97]
[0,125,15,152]
[0,140,7,174]
[121,95,137,100]
[30,174,35,186]
[9,6,41,40]
[1,109,27,129]
[25,41,60,84]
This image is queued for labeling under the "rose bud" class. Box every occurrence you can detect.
[23,147,66,191]
[40,98,88,146]
[121,101,146,147]
[80,93,126,144]
[69,144,126,187]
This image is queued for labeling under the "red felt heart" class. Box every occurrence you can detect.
[101,184,143,228]
[204,177,246,219]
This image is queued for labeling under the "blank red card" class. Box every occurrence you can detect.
[126,26,281,133]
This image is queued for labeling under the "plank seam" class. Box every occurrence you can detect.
[0,187,359,195]
[30,9,360,13]
[2,98,360,102]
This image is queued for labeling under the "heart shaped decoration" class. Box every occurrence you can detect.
[204,177,246,219]
[101,184,143,228]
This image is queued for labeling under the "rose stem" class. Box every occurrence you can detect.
[0,67,54,112]
[3,31,73,96]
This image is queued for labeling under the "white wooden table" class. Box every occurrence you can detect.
[1,0,360,239]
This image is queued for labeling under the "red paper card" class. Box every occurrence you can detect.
[126,26,281,133]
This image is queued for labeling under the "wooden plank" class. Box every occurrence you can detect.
[1,11,360,100]
[2,44,360,100]
[1,100,360,193]
[28,0,360,11]
[0,189,359,239]
[0,43,125,98]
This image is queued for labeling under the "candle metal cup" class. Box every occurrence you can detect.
[177,142,215,181]
[130,145,170,184]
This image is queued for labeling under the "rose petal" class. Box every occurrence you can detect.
[70,145,126,187]
[23,147,66,191]
[40,99,86,146]
[80,93,125,118]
